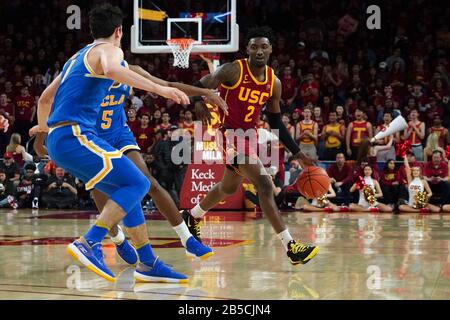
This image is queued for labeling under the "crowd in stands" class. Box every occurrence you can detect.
[0,0,449,210]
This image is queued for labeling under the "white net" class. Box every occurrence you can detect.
[166,38,195,69]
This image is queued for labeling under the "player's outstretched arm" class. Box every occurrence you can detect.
[99,45,190,105]
[266,77,314,166]
[193,61,240,124]
[129,64,227,115]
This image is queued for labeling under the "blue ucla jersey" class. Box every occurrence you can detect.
[96,81,132,138]
[48,42,122,131]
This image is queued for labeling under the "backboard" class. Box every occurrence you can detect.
[131,0,239,54]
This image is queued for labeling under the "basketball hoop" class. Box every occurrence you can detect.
[166,38,195,69]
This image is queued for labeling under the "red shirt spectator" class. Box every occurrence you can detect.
[134,114,154,152]
[14,86,35,122]
[327,153,353,186]
[280,66,298,104]
[423,157,448,181]
[300,73,319,105]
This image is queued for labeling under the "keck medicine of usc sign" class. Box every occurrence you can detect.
[179,104,245,209]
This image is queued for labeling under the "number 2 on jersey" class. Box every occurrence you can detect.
[101,110,113,129]
[244,105,255,122]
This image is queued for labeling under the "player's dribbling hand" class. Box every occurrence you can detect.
[29,125,47,137]
[204,91,228,116]
[0,115,9,133]
[157,86,190,105]
[34,132,48,157]
[294,151,315,167]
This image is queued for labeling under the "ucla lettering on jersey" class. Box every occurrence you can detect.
[48,42,125,132]
[96,81,132,137]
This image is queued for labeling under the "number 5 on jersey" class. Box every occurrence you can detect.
[101,110,113,129]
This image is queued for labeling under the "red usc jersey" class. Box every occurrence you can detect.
[218,59,275,130]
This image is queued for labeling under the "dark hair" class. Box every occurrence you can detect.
[0,168,5,174]
[24,163,36,171]
[384,159,395,172]
[89,3,123,39]
[432,149,443,157]
[356,139,372,164]
[245,26,275,45]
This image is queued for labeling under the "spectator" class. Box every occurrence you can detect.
[423,150,450,205]
[403,109,425,161]
[13,86,35,144]
[0,168,17,209]
[424,132,446,162]
[321,111,345,160]
[335,105,348,126]
[374,112,397,162]
[280,66,298,112]
[327,152,353,205]
[300,73,319,106]
[126,107,139,132]
[42,166,77,209]
[0,152,20,185]
[346,108,373,160]
[151,109,162,127]
[379,159,399,206]
[295,108,318,160]
[179,109,195,137]
[5,133,33,167]
[15,163,42,209]
[134,113,154,153]
[155,112,172,131]
[137,96,155,118]
[428,115,449,149]
[385,48,406,73]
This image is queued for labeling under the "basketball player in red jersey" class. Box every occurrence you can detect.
[346,108,373,160]
[183,27,318,265]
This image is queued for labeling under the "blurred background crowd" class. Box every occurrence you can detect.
[0,0,449,210]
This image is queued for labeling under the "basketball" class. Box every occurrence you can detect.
[296,166,330,199]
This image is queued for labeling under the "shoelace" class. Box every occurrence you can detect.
[193,221,201,238]
[92,244,106,263]
[290,242,308,254]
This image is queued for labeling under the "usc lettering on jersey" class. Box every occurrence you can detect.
[218,59,275,130]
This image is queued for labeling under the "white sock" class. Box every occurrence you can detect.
[111,225,125,244]
[190,204,207,219]
[173,222,192,247]
[277,229,293,250]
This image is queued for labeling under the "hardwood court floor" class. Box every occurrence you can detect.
[0,209,449,300]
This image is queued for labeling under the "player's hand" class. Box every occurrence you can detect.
[347,148,352,157]
[29,125,49,136]
[34,132,48,157]
[0,115,9,132]
[293,151,314,167]
[204,90,228,116]
[194,101,213,126]
[157,86,190,105]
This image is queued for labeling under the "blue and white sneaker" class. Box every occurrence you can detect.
[66,237,115,282]
[134,257,188,283]
[113,226,138,265]
[185,236,214,260]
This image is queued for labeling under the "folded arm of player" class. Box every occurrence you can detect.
[193,62,240,125]
[265,77,314,166]
[129,64,227,115]
[100,45,190,105]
